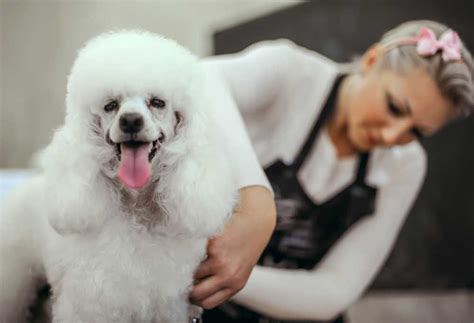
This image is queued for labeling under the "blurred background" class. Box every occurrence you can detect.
[1,1,473,322]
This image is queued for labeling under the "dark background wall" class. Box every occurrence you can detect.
[214,0,474,290]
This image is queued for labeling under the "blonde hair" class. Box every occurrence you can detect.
[376,20,474,117]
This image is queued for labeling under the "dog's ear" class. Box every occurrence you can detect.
[158,148,237,237]
[174,111,184,135]
[38,125,111,235]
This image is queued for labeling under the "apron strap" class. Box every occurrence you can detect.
[291,74,371,183]
[292,75,344,171]
[355,152,370,184]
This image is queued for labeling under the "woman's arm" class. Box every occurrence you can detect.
[190,42,298,308]
[232,144,427,320]
[191,185,276,308]
[191,40,325,308]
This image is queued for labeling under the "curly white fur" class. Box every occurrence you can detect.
[0,31,237,323]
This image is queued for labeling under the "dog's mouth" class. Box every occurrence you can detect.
[114,138,161,190]
[115,140,159,163]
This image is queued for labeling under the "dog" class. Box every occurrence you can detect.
[0,30,237,322]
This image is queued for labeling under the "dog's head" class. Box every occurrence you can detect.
[65,30,203,190]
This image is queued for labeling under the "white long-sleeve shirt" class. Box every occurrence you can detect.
[202,40,427,321]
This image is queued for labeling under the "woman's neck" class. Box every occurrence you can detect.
[326,75,359,158]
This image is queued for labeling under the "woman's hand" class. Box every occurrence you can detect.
[190,185,276,309]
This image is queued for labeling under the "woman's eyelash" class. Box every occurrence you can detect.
[386,95,403,117]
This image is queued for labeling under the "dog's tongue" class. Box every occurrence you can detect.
[117,143,151,189]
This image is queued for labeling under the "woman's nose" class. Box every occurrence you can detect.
[380,119,414,146]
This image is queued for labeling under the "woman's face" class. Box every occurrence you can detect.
[345,64,455,151]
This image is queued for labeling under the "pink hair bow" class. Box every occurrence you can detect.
[416,27,462,62]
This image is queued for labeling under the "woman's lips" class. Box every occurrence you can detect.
[367,132,379,146]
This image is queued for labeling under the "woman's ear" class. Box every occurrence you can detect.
[361,44,383,73]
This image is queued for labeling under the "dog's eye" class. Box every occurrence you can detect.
[104,100,119,113]
[150,97,166,109]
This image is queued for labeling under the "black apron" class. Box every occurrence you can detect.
[203,76,377,323]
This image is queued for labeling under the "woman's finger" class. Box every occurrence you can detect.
[190,275,223,305]
[200,287,234,309]
[193,258,215,280]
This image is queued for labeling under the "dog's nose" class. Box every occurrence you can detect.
[119,113,144,133]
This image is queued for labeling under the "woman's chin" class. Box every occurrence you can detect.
[350,130,381,152]
[352,138,372,152]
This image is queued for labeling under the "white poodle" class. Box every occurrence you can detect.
[0,31,237,323]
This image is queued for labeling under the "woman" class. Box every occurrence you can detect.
[191,20,474,322]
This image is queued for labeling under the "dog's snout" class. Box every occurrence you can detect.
[119,113,144,133]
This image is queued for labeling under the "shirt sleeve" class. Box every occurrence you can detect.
[201,40,300,192]
[202,39,298,115]
[232,144,427,320]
